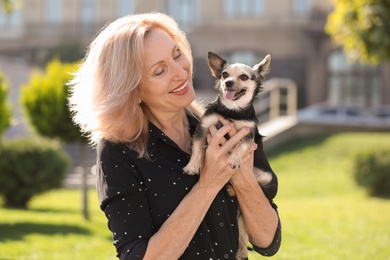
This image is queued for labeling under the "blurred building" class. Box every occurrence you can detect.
[0,0,389,110]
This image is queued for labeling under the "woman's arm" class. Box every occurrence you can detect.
[212,116,281,252]
[229,155,279,248]
[143,123,250,259]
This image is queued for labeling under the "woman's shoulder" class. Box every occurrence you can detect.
[97,139,136,160]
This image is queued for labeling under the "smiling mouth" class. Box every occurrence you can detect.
[169,82,188,93]
[225,88,247,100]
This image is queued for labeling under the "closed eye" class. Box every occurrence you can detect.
[240,74,249,81]
[174,48,182,60]
[152,47,182,77]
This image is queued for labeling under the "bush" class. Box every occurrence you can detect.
[0,70,12,136]
[0,138,70,208]
[354,148,390,198]
[20,59,83,142]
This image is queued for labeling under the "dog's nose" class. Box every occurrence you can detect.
[225,80,234,88]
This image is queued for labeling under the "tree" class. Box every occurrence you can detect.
[20,59,91,220]
[326,0,390,64]
[1,0,18,13]
[0,70,11,138]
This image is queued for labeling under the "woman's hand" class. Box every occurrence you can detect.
[206,116,258,187]
[198,119,251,191]
[207,116,278,249]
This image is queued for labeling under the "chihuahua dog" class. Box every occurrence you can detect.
[183,52,278,260]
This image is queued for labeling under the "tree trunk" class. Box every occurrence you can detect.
[80,142,89,221]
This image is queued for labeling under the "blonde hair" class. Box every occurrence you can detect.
[68,13,203,157]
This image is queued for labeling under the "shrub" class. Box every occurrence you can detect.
[0,70,12,136]
[0,138,70,208]
[354,148,390,198]
[20,59,84,142]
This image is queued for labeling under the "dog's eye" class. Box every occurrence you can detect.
[222,72,229,79]
[240,75,249,81]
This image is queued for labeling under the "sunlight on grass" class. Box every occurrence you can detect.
[1,132,390,259]
[0,189,115,259]
[249,132,390,260]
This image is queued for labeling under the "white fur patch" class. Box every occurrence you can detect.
[200,114,219,129]
[254,168,273,185]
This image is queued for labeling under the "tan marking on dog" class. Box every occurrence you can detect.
[200,114,219,129]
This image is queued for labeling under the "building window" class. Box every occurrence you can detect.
[167,0,197,27]
[327,51,381,108]
[117,0,134,17]
[0,7,21,28]
[224,50,266,67]
[292,0,313,16]
[46,0,62,24]
[81,0,96,33]
[224,0,264,18]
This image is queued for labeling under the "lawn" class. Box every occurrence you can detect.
[1,132,390,259]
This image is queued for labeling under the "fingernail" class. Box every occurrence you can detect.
[230,122,234,127]
[253,143,258,149]
[245,127,250,132]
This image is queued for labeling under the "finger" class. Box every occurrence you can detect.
[209,125,218,137]
[207,133,212,144]
[239,142,257,165]
[208,122,235,149]
[218,115,237,137]
[220,127,251,153]
[209,124,227,146]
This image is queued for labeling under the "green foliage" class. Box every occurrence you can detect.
[0,0,16,13]
[20,59,84,143]
[326,0,390,64]
[0,70,12,137]
[0,138,70,208]
[354,148,390,197]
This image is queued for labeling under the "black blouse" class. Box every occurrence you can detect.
[96,115,281,259]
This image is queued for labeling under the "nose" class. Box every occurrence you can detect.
[172,58,189,80]
[225,80,234,88]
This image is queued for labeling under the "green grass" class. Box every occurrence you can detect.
[1,132,390,259]
[0,189,115,259]
[248,132,390,260]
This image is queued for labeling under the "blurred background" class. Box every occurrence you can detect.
[1,0,389,155]
[0,0,389,259]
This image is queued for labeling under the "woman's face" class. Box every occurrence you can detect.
[139,28,195,116]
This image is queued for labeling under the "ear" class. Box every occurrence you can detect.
[253,54,271,78]
[207,52,228,79]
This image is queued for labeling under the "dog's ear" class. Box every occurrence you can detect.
[253,54,271,78]
[207,52,227,79]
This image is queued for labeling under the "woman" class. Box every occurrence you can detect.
[68,13,281,259]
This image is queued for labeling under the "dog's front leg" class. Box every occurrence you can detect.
[183,137,205,175]
[229,140,252,169]
[183,114,219,175]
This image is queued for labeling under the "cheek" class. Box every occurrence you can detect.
[180,55,191,73]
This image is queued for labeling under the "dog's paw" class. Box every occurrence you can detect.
[229,162,241,169]
[183,163,200,175]
[229,156,242,169]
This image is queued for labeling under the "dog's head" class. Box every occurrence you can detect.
[207,51,271,110]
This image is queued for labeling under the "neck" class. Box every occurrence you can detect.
[146,108,188,131]
[145,107,191,153]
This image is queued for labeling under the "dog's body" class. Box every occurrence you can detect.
[183,52,278,260]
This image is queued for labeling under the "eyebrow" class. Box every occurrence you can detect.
[147,44,180,73]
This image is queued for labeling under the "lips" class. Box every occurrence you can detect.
[169,81,189,94]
